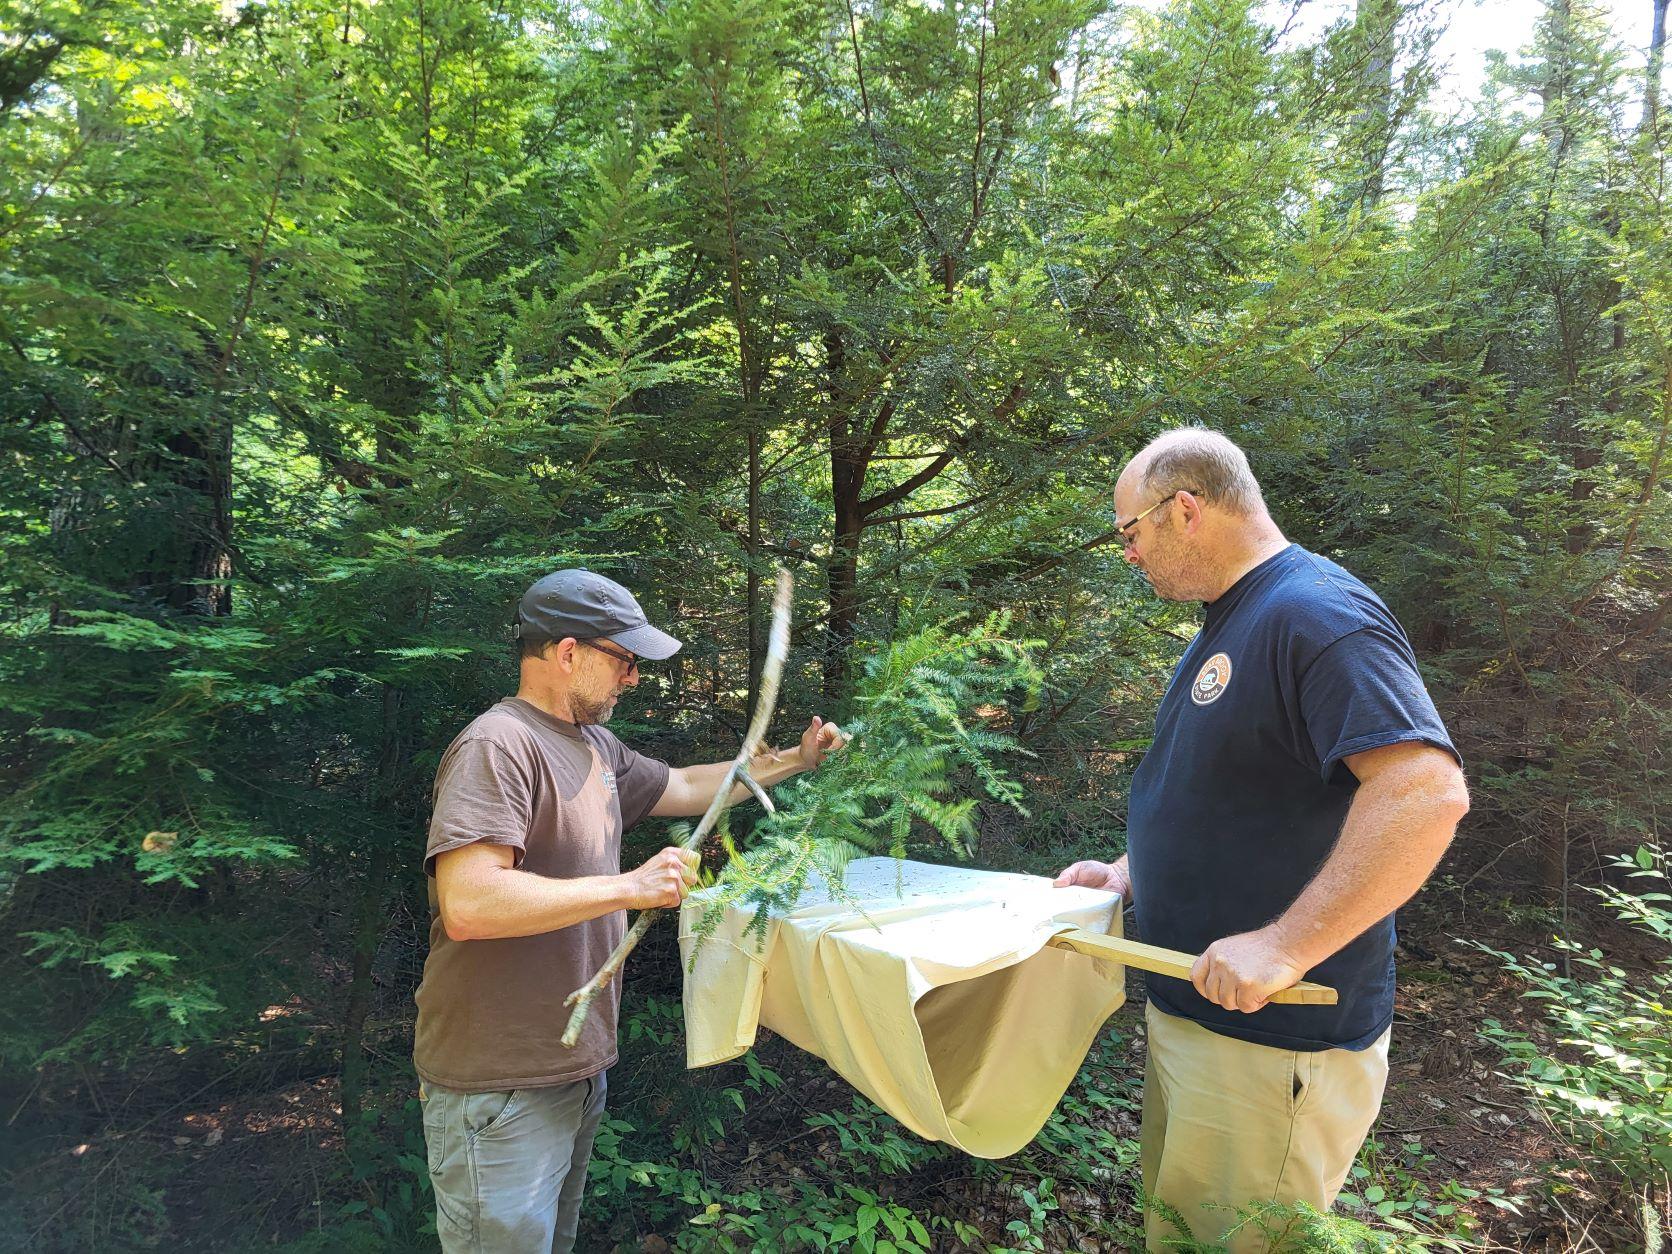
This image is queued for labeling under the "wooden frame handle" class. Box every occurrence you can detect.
[1047,929,1338,1006]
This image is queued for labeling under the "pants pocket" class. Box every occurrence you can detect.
[420,1087,447,1177]
[421,1086,476,1244]
[467,1088,522,1139]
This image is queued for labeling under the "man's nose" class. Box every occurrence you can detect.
[1121,543,1140,565]
[624,666,641,687]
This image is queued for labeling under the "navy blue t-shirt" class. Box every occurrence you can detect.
[1126,544,1459,1052]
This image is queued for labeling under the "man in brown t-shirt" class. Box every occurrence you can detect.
[415,569,844,1254]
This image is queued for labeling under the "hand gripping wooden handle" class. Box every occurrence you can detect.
[1047,929,1339,1006]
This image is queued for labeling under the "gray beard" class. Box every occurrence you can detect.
[571,691,615,725]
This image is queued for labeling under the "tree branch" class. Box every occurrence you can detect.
[561,570,795,1048]
[844,0,945,253]
[864,486,1004,528]
[859,447,959,517]
[970,0,989,229]
[1018,526,1126,581]
[860,397,896,461]
[858,382,1022,517]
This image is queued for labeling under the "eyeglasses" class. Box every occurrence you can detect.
[1116,488,1199,549]
[579,639,640,677]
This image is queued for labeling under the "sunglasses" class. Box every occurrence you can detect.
[579,639,640,677]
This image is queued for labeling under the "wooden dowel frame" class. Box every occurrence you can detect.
[1047,929,1339,1006]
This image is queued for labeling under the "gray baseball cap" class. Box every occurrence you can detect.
[514,569,682,660]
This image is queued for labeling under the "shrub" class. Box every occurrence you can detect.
[1478,844,1672,1184]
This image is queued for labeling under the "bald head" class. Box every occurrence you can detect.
[1126,428,1267,519]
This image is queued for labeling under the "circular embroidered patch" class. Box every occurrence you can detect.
[1191,652,1233,705]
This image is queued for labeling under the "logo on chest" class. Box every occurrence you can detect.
[599,768,617,797]
[1190,652,1233,706]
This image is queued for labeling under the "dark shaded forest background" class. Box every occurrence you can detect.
[1,0,1667,1249]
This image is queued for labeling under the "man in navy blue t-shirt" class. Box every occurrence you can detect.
[1055,429,1468,1252]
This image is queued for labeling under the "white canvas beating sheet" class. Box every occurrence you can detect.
[679,857,1127,1158]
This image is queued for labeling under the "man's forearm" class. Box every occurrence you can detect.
[672,751,806,811]
[444,865,631,941]
[654,719,847,818]
[1267,761,1467,970]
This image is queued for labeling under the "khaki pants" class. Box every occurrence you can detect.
[1139,1004,1389,1253]
[420,1072,607,1254]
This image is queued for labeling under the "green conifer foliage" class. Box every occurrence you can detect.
[0,0,1668,1243]
[688,614,1040,949]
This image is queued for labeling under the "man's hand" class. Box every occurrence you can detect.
[658,720,849,820]
[1190,927,1309,1013]
[793,715,848,771]
[621,847,699,910]
[1052,856,1132,900]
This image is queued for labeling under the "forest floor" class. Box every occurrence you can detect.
[56,867,1658,1254]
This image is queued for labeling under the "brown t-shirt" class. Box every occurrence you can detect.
[413,698,669,1091]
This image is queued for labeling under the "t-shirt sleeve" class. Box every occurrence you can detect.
[594,730,670,832]
[1298,625,1461,785]
[424,737,535,876]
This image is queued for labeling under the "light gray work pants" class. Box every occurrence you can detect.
[420,1072,607,1254]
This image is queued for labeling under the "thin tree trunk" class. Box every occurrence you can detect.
[338,846,390,1154]
[164,89,301,619]
[825,475,864,701]
[1540,0,1574,179]
[160,415,233,617]
[1642,0,1668,133]
[338,406,420,1163]
[703,70,765,712]
[1354,0,1399,210]
[748,427,762,711]
[823,329,864,700]
[341,681,411,1162]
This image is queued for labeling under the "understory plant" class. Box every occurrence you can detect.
[1478,844,1672,1186]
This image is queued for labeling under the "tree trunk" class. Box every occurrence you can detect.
[163,415,234,618]
[337,844,390,1158]
[1643,0,1668,133]
[748,424,762,712]
[825,468,864,701]
[1539,0,1575,193]
[340,681,411,1165]
[823,329,865,700]
[163,89,299,620]
[339,403,421,1165]
[699,64,766,714]
[1353,0,1399,210]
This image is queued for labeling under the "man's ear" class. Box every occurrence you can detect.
[550,637,581,672]
[1176,490,1205,533]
